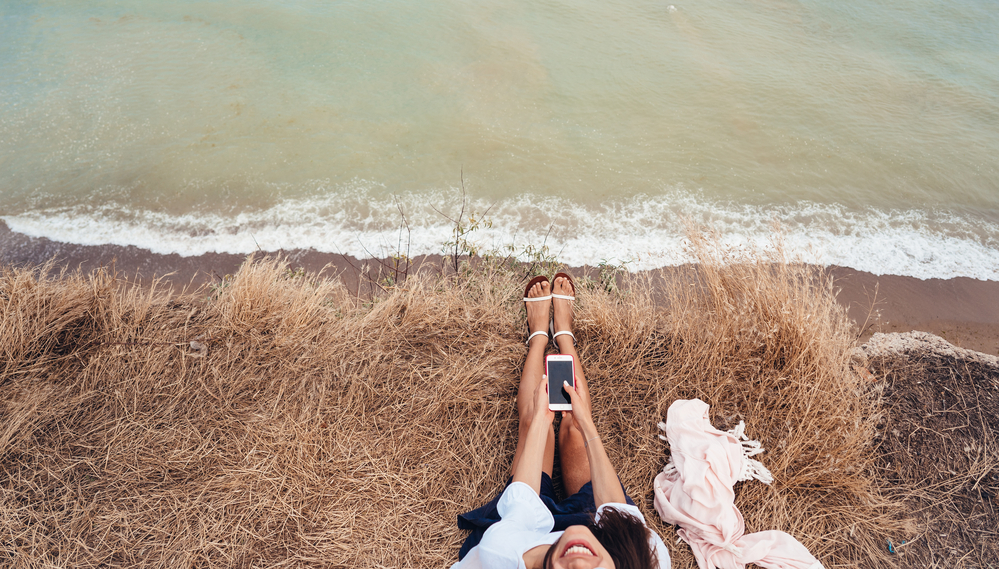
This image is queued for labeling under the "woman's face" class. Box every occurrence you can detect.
[550,525,615,569]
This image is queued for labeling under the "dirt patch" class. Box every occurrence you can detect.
[862,342,999,567]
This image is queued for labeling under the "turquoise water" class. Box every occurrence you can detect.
[2,0,998,279]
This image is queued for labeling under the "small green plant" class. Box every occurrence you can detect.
[444,212,492,269]
[385,200,412,286]
[352,201,413,290]
[207,272,234,301]
[481,243,521,275]
[384,251,410,286]
[597,259,627,294]
[283,267,306,280]
[433,169,494,276]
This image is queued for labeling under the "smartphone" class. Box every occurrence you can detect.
[545,354,575,411]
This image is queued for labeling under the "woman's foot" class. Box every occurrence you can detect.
[524,277,551,348]
[552,273,576,351]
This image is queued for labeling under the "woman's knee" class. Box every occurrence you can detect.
[517,400,535,424]
[518,406,538,432]
[561,412,586,436]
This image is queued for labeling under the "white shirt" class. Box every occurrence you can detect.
[451,481,671,569]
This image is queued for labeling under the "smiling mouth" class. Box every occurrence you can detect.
[561,541,596,557]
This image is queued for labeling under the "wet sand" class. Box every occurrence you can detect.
[3,220,997,355]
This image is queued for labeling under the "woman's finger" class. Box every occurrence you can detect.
[563,380,578,400]
[562,380,593,423]
[563,380,584,410]
[537,377,552,406]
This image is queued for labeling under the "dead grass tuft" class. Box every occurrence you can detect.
[1,243,909,567]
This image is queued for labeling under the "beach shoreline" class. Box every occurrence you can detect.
[3,220,997,355]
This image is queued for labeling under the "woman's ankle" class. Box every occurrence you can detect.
[528,334,549,351]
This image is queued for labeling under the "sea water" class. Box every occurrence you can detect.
[1,0,998,280]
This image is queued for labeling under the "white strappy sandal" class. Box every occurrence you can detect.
[551,272,576,346]
[523,276,551,346]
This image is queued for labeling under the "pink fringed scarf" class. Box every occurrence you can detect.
[653,399,823,569]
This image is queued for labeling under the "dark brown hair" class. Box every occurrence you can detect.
[543,507,658,569]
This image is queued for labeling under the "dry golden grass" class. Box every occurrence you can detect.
[1,240,909,568]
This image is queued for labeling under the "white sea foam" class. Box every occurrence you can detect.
[3,191,998,281]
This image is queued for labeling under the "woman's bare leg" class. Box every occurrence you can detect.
[553,275,592,496]
[510,279,556,478]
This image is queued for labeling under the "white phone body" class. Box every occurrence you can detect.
[545,354,575,411]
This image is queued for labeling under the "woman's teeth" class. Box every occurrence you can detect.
[564,545,595,556]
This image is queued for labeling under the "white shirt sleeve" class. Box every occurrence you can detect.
[495,481,556,533]
[596,503,672,569]
[451,482,559,569]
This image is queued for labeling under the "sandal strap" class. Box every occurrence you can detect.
[551,294,575,301]
[526,330,549,346]
[552,330,576,345]
[523,295,553,302]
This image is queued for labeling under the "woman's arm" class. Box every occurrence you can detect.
[563,381,626,506]
[511,377,556,494]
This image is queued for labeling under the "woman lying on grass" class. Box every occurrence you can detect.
[453,274,670,569]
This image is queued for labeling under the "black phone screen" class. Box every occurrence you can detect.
[547,359,574,407]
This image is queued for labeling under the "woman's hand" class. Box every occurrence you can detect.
[561,379,594,430]
[533,376,556,427]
